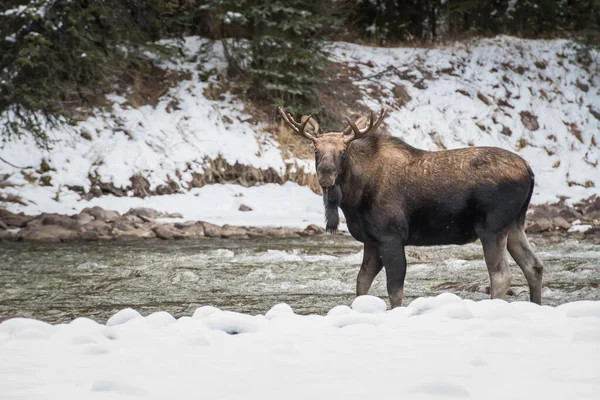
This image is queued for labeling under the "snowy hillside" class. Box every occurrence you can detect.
[332,36,600,204]
[1,36,598,223]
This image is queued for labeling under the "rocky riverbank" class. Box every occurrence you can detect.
[0,206,325,243]
[0,196,599,243]
[525,196,600,237]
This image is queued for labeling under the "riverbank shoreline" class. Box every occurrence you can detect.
[0,205,327,243]
[1,195,599,243]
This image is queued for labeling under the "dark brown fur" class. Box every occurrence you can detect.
[281,109,543,308]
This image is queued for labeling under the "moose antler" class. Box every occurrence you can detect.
[344,108,387,144]
[277,107,317,143]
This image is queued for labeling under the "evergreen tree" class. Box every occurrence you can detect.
[208,0,331,115]
[0,0,188,147]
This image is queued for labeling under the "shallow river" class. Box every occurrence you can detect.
[0,235,599,324]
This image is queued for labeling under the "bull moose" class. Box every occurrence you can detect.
[278,107,544,308]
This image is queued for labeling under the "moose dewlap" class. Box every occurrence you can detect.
[278,107,543,308]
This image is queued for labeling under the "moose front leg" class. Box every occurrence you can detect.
[356,242,383,296]
[379,239,407,308]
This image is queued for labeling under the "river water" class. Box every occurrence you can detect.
[0,235,598,324]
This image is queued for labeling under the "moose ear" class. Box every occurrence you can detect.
[300,115,320,136]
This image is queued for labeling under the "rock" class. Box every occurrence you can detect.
[593,219,600,227]
[584,227,600,236]
[247,228,267,238]
[589,106,600,121]
[259,227,300,238]
[0,209,16,218]
[77,231,99,241]
[500,125,512,136]
[477,92,492,106]
[2,213,32,228]
[112,219,137,232]
[78,220,113,236]
[238,204,253,212]
[584,197,600,214]
[41,214,79,230]
[552,217,572,231]
[153,225,186,240]
[166,213,184,219]
[393,84,412,107]
[118,214,145,225]
[83,206,120,222]
[115,227,156,240]
[575,79,589,93]
[126,207,163,219]
[174,221,196,229]
[21,225,77,243]
[520,111,539,131]
[304,224,324,235]
[73,212,95,226]
[526,218,553,233]
[220,225,249,239]
[130,175,151,198]
[528,204,560,221]
[0,220,7,230]
[176,222,205,238]
[559,207,583,221]
[0,230,17,241]
[202,222,223,238]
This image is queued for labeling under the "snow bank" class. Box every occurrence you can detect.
[1,36,599,220]
[1,294,599,399]
[2,182,326,228]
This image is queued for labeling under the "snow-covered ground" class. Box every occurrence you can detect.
[1,36,599,222]
[13,182,326,229]
[1,294,599,399]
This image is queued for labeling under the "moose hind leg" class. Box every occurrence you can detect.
[507,224,543,304]
[357,242,383,296]
[477,228,512,300]
[379,239,407,308]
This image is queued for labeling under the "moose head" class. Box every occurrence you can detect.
[277,108,386,189]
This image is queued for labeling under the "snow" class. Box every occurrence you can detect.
[1,294,599,399]
[351,294,387,313]
[569,224,593,233]
[330,36,600,205]
[1,182,327,228]
[1,36,599,222]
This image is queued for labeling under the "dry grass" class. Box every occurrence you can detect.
[0,174,26,206]
[125,68,192,109]
[66,66,192,121]
[0,194,27,206]
[565,122,583,143]
[284,162,322,195]
[272,122,315,160]
[0,174,20,189]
